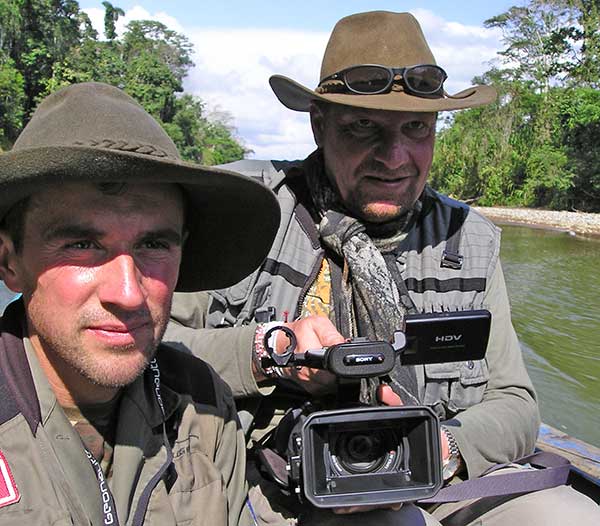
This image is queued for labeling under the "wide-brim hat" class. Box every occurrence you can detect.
[0,82,280,292]
[270,11,496,112]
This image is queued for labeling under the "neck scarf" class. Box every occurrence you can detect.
[303,151,421,404]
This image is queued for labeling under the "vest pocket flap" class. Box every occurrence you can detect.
[459,359,489,385]
[424,360,489,385]
[222,271,259,305]
[424,362,462,379]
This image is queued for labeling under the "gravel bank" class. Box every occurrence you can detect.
[473,206,600,237]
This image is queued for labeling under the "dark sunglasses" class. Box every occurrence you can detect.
[319,64,447,97]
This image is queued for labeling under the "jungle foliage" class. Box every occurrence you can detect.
[0,0,248,164]
[430,0,600,212]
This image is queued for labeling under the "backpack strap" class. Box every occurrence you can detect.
[441,206,467,270]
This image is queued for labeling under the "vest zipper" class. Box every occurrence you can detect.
[294,250,325,319]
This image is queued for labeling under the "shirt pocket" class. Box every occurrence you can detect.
[423,359,489,416]
[168,451,228,526]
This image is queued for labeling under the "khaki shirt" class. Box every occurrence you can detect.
[0,332,261,525]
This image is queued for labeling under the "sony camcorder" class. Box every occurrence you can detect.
[257,309,491,508]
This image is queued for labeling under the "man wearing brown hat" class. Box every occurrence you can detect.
[166,11,600,526]
[0,82,290,525]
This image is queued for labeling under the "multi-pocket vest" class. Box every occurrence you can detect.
[207,159,501,419]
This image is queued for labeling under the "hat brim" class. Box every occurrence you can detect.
[269,75,497,112]
[0,146,280,292]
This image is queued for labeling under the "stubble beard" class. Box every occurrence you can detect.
[28,301,171,390]
[333,161,421,224]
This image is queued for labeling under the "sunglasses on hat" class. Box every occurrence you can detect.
[318,64,447,98]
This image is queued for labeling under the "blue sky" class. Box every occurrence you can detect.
[80,1,523,159]
[81,1,520,29]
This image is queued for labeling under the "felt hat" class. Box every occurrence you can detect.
[0,82,280,292]
[270,11,496,112]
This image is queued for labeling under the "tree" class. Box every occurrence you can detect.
[431,0,600,212]
[123,20,193,86]
[121,20,193,122]
[0,54,25,148]
[5,0,84,117]
[0,0,248,166]
[163,94,250,164]
[562,0,600,87]
[102,1,124,41]
[485,2,573,90]
[486,0,600,89]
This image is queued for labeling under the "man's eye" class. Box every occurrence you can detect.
[65,240,95,250]
[402,121,432,138]
[141,239,170,250]
[353,119,376,129]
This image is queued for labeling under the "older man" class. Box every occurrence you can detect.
[165,10,599,526]
[0,82,287,525]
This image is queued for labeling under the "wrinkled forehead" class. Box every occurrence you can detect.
[24,181,186,231]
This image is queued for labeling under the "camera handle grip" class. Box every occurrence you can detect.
[263,325,298,367]
[262,326,330,370]
[290,348,328,369]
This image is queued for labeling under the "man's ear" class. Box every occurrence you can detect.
[0,232,23,293]
[309,103,326,148]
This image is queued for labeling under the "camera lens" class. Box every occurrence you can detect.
[328,429,403,476]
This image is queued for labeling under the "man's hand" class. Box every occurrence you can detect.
[266,316,345,394]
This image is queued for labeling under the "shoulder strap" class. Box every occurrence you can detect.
[419,451,570,507]
[441,205,467,270]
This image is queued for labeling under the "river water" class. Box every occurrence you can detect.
[1,223,597,445]
[498,224,600,447]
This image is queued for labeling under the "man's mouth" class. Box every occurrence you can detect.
[86,320,152,344]
[363,171,417,183]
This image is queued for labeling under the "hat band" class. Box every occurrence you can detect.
[70,138,175,159]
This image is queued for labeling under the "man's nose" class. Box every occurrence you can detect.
[98,254,146,309]
[373,132,411,170]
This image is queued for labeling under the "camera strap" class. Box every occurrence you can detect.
[81,358,172,526]
[419,450,570,506]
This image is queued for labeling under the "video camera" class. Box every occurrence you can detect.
[257,309,491,508]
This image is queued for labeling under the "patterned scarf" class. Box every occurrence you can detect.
[303,151,421,405]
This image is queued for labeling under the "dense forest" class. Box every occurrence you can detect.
[1,0,599,211]
[430,0,600,212]
[0,0,248,165]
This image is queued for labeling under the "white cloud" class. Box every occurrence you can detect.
[83,6,503,160]
[412,9,503,93]
[183,27,328,159]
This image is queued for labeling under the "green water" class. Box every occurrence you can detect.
[499,225,600,447]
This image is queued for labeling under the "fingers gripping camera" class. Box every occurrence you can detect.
[258,310,491,508]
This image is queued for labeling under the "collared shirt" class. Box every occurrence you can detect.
[23,337,172,524]
[0,304,264,526]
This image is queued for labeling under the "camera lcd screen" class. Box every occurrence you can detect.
[399,309,491,365]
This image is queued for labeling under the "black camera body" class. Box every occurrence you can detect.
[259,309,491,508]
[297,405,442,508]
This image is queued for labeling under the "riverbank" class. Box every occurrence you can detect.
[473,206,600,237]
